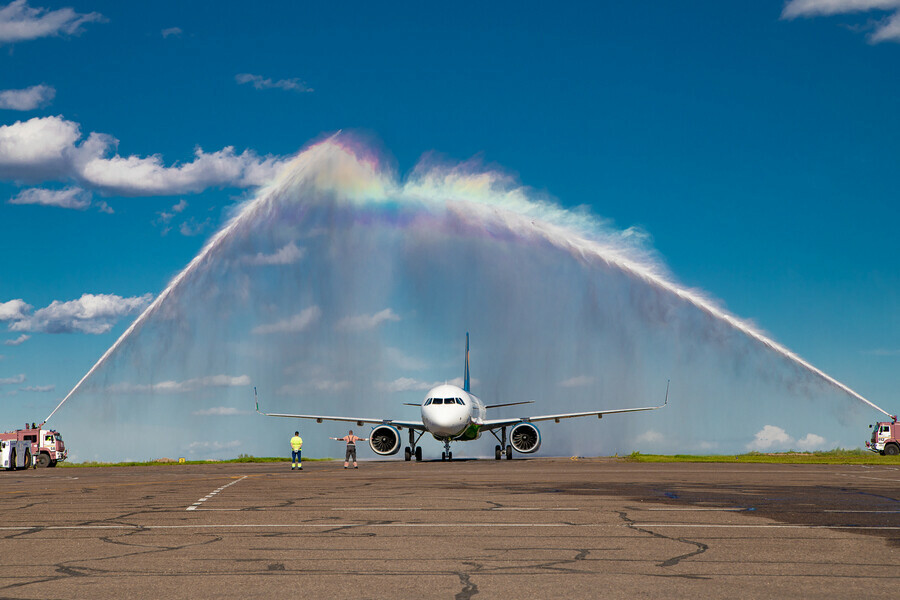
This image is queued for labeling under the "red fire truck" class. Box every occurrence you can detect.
[0,425,67,467]
[866,417,900,456]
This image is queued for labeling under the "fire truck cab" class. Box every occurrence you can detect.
[867,418,900,456]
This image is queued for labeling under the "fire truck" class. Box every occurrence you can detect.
[866,417,900,456]
[0,425,67,467]
[1,439,31,470]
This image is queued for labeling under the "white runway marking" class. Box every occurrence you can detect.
[638,508,747,512]
[185,476,247,511]
[823,510,900,513]
[630,523,900,530]
[331,507,579,511]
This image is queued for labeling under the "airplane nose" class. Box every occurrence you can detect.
[424,405,467,437]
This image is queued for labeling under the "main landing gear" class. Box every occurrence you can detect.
[491,427,513,460]
[404,429,425,462]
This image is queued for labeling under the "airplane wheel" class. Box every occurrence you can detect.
[415,446,422,461]
[505,445,513,460]
[404,447,412,461]
[448,452,452,460]
[495,445,501,460]
[441,452,446,461]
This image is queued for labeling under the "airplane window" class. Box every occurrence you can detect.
[433,398,443,405]
[456,398,464,405]
[424,398,433,406]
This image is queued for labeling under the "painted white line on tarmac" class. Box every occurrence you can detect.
[823,510,900,513]
[630,523,900,530]
[331,508,580,511]
[185,476,247,511]
[639,508,746,512]
[2,522,900,531]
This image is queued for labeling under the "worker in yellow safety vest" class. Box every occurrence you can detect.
[290,431,303,470]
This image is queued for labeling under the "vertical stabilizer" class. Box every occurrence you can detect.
[464,332,470,392]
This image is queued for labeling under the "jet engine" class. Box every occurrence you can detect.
[509,422,541,453]
[369,425,401,455]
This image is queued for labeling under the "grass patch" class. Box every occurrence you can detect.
[60,455,334,468]
[625,449,900,465]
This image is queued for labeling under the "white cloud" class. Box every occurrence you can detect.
[187,440,242,453]
[243,241,306,266]
[747,425,793,451]
[0,0,104,44]
[252,306,321,334]
[3,333,29,345]
[171,199,187,213]
[782,0,900,42]
[191,406,250,416]
[235,73,313,93]
[796,433,829,451]
[9,186,90,210]
[20,384,53,392]
[336,308,401,332]
[746,425,828,451]
[0,84,55,110]
[161,26,182,38]
[108,374,251,394]
[0,373,25,384]
[635,430,664,444]
[179,217,209,237]
[9,293,152,334]
[0,299,31,321]
[559,375,594,388]
[0,115,290,197]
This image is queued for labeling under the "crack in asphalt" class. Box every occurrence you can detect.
[617,510,708,568]
[454,571,478,600]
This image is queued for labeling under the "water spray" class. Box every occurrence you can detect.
[42,135,893,427]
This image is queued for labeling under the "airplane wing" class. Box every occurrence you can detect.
[480,382,669,430]
[255,389,425,431]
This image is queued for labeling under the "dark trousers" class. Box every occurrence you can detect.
[291,450,302,465]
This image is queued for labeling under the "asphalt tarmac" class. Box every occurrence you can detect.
[0,458,897,599]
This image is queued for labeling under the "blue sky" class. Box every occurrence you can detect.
[0,1,897,458]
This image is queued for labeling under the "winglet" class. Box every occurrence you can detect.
[464,332,470,393]
[664,380,669,406]
[254,386,261,414]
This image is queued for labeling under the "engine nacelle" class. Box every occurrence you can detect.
[369,425,401,456]
[509,422,541,454]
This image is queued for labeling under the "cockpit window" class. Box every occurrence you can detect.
[424,398,433,406]
[433,398,443,405]
[456,398,464,405]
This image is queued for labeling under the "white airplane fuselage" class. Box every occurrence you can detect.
[421,384,485,440]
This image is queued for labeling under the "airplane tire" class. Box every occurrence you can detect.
[505,445,513,460]
[404,447,412,461]
[441,452,446,461]
[448,452,452,460]
[37,453,50,468]
[495,445,501,460]
[415,446,422,461]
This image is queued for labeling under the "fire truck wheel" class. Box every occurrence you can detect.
[885,444,900,456]
[49,460,58,467]
[36,453,51,468]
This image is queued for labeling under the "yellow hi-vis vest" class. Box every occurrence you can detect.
[290,436,303,451]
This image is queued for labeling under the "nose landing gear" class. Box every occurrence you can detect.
[441,439,453,461]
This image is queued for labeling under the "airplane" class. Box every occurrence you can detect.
[255,333,668,461]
